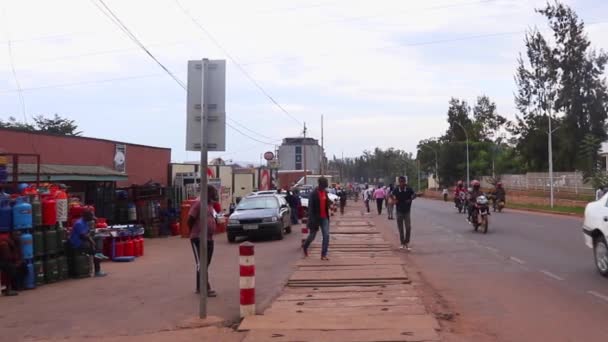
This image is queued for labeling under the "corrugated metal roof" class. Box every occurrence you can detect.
[6,164,128,181]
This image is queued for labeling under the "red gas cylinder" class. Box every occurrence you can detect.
[42,196,57,226]
[170,222,180,236]
[139,237,144,256]
[125,238,135,257]
[114,239,124,258]
[180,202,192,238]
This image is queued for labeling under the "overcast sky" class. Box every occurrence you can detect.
[1,0,607,164]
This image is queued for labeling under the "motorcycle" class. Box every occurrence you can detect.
[472,195,490,234]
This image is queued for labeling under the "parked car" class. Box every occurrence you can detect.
[582,194,608,277]
[227,195,292,243]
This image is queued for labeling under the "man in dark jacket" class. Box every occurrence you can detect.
[302,177,331,260]
[390,176,416,251]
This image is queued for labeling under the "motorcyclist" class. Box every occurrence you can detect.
[467,180,484,223]
[492,182,506,210]
[453,181,466,208]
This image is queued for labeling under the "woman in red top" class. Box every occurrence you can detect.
[302,177,331,260]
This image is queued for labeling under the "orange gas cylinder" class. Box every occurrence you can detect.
[124,238,135,257]
[180,202,192,238]
[114,239,124,258]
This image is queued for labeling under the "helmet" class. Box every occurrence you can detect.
[471,180,480,187]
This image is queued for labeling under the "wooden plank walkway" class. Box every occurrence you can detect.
[240,209,440,342]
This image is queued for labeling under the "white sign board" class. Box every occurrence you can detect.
[186,59,226,151]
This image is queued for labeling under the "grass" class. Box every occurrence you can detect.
[508,202,585,216]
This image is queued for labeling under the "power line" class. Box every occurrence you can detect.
[226,117,280,141]
[2,7,27,124]
[175,0,303,126]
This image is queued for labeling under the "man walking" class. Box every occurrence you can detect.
[391,176,416,251]
[302,177,331,260]
[363,186,371,213]
[374,186,386,215]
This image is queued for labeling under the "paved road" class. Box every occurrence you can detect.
[1,227,303,341]
[385,198,608,342]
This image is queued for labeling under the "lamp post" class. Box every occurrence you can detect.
[455,122,470,187]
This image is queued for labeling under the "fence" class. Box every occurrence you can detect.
[480,172,594,195]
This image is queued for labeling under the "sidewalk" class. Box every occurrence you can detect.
[238,208,441,342]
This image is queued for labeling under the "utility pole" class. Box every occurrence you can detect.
[321,114,324,176]
[303,122,307,185]
[548,110,555,208]
[417,159,421,192]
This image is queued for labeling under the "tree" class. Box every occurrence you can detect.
[444,98,477,142]
[473,95,506,141]
[0,114,81,136]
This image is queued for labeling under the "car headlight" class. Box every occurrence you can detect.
[228,219,240,224]
[263,217,278,223]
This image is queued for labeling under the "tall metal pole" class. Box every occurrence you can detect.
[455,122,470,187]
[303,123,307,185]
[548,112,554,208]
[417,159,421,191]
[321,114,324,176]
[199,59,209,318]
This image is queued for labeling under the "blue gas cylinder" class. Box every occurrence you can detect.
[20,232,34,260]
[13,197,33,230]
[24,261,36,289]
[0,199,12,232]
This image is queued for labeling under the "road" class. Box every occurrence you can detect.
[380,198,608,342]
[1,226,303,341]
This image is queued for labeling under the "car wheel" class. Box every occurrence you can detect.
[275,224,285,240]
[594,237,608,277]
[227,232,236,243]
[285,225,292,234]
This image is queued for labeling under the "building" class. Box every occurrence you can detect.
[278,137,325,174]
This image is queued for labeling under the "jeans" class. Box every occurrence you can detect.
[376,199,384,214]
[364,200,370,213]
[290,207,299,224]
[190,238,214,292]
[396,211,412,245]
[303,218,330,257]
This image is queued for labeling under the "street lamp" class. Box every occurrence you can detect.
[419,145,439,190]
[455,122,470,187]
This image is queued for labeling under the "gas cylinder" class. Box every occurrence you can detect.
[128,203,137,221]
[24,261,36,289]
[31,195,42,227]
[13,197,32,230]
[55,190,68,223]
[33,230,44,257]
[125,238,134,257]
[73,254,91,278]
[170,222,180,236]
[0,198,12,232]
[20,232,33,260]
[42,196,57,226]
[114,239,124,258]
[180,202,192,238]
[34,260,45,286]
[57,255,69,280]
[44,228,58,255]
[44,258,59,283]
[132,237,140,257]
[139,236,144,256]
[68,204,84,226]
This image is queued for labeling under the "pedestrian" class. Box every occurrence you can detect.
[187,185,218,297]
[286,190,299,225]
[390,176,416,251]
[363,186,371,213]
[338,187,347,215]
[596,186,605,201]
[0,231,25,296]
[442,188,449,202]
[68,209,109,277]
[302,177,331,261]
[374,186,386,215]
[386,184,395,220]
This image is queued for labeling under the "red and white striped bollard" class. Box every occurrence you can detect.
[239,241,255,318]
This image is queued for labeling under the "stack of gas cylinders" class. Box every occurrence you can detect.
[99,225,145,260]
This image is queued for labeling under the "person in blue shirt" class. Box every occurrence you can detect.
[69,210,108,277]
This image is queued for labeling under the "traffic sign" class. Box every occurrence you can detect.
[263,151,275,161]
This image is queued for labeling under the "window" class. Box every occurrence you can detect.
[295,146,302,154]
[296,162,302,169]
[295,155,302,162]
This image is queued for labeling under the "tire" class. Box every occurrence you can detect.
[275,224,285,240]
[482,217,489,234]
[285,225,292,234]
[227,232,236,243]
[593,237,608,278]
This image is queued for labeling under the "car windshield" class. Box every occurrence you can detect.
[237,197,278,210]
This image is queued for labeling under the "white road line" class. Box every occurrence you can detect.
[540,270,564,281]
[484,246,499,253]
[509,256,526,265]
[588,290,608,303]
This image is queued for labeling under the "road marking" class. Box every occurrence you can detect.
[587,290,608,303]
[484,246,499,253]
[540,270,564,281]
[509,256,526,265]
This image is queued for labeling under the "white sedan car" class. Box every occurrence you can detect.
[582,194,608,277]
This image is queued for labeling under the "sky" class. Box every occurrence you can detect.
[0,0,607,164]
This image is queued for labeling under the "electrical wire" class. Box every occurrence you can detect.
[89,0,279,147]
[175,0,303,126]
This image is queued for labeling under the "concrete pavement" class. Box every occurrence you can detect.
[239,208,441,342]
[387,198,608,342]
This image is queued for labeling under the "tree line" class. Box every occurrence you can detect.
[0,114,82,136]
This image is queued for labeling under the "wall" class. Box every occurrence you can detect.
[0,128,171,187]
[278,144,322,173]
